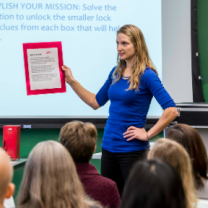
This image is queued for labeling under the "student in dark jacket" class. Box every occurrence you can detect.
[59,121,120,208]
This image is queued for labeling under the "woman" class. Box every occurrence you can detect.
[62,24,178,194]
[17,141,102,208]
[121,159,186,208]
[167,124,208,199]
[148,139,197,208]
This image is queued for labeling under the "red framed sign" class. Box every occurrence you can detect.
[23,41,66,95]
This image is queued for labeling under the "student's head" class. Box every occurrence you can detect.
[59,121,97,163]
[121,159,186,208]
[148,139,197,208]
[114,24,157,90]
[17,141,99,208]
[167,124,208,188]
[0,148,15,204]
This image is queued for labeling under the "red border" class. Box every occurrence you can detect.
[23,41,66,96]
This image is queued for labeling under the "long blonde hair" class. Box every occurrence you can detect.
[17,141,101,208]
[148,139,197,208]
[113,24,157,90]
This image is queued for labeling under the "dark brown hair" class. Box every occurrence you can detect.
[59,121,97,163]
[167,124,208,188]
[121,159,186,208]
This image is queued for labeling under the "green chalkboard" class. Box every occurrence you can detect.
[198,0,208,101]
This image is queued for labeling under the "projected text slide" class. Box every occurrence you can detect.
[0,0,162,117]
[0,3,119,32]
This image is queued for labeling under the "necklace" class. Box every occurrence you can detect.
[122,76,130,80]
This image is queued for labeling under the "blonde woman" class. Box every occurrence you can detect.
[17,141,102,208]
[62,24,178,195]
[148,139,197,208]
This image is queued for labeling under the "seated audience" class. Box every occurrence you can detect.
[148,139,197,208]
[121,159,186,208]
[167,124,208,199]
[17,141,102,208]
[59,121,120,208]
[0,148,15,208]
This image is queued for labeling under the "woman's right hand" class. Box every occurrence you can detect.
[62,65,75,85]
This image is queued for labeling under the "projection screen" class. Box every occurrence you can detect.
[0,0,192,120]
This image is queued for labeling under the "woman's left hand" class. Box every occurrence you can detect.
[123,126,148,141]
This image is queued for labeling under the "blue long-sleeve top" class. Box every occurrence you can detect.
[96,67,176,153]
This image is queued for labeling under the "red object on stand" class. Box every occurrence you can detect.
[3,125,21,161]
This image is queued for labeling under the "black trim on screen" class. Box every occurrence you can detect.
[0,118,161,129]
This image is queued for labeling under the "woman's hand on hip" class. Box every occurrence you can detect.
[123,126,148,141]
[62,65,75,85]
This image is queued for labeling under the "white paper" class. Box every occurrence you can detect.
[27,48,61,90]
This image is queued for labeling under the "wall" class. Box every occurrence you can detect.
[162,0,193,102]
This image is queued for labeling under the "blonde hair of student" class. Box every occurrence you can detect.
[17,141,101,208]
[113,24,158,90]
[148,139,197,208]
